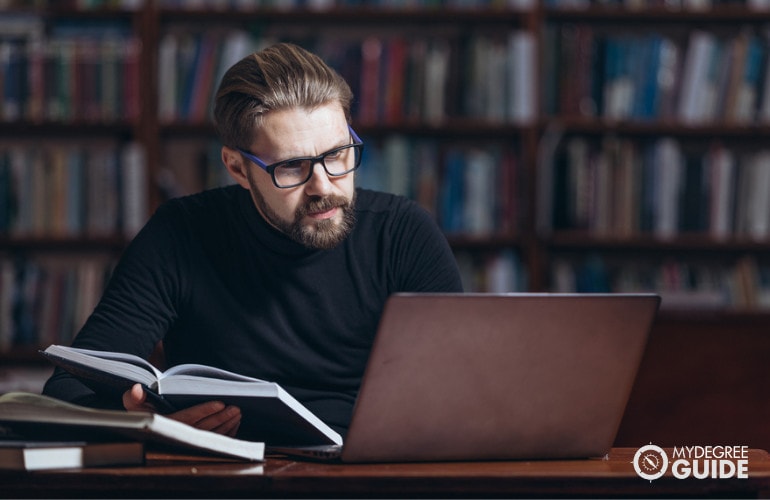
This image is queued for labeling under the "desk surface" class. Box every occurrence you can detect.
[3,448,770,498]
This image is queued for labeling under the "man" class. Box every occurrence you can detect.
[43,42,463,439]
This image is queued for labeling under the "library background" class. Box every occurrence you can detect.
[2,0,770,449]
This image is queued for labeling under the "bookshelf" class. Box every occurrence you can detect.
[539,2,770,310]
[2,0,770,446]
[540,1,770,449]
[0,4,147,382]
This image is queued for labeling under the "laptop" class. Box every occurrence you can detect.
[271,292,660,463]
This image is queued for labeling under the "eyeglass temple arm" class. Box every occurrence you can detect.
[348,125,363,144]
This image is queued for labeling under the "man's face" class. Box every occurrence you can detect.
[236,103,357,249]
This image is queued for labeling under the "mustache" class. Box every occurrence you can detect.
[297,195,349,216]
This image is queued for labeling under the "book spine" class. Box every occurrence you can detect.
[544,133,770,242]
[120,142,148,238]
[508,30,536,124]
[678,30,717,124]
[544,254,770,311]
[0,20,138,124]
[0,141,146,239]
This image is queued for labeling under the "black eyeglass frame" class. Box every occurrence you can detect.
[237,126,364,188]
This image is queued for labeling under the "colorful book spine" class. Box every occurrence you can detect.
[0,142,147,239]
[354,135,519,236]
[546,25,770,124]
[155,30,535,125]
[549,254,770,311]
[0,22,139,123]
[546,135,770,240]
[0,255,115,352]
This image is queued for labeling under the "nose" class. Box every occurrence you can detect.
[303,161,335,195]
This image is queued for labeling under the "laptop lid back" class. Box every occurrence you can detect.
[341,293,660,463]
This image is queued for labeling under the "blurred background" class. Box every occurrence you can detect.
[1,0,770,450]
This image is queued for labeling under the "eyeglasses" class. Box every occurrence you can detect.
[237,126,365,188]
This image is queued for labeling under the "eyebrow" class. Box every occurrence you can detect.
[276,140,351,164]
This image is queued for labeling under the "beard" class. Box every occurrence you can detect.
[247,175,356,250]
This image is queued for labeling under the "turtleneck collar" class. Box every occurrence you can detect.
[235,185,322,258]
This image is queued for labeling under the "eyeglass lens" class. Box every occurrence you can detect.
[273,144,362,187]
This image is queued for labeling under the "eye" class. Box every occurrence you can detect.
[324,148,345,161]
[277,160,308,177]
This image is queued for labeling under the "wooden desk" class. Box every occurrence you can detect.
[3,448,770,498]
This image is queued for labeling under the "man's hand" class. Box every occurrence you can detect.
[123,383,242,437]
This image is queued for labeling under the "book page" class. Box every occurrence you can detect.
[42,345,162,386]
[158,375,278,396]
[162,363,269,383]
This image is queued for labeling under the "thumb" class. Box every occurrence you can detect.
[123,383,147,410]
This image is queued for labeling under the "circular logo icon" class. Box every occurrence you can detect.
[633,444,669,481]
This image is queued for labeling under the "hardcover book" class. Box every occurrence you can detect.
[0,392,264,461]
[0,440,144,471]
[40,344,343,447]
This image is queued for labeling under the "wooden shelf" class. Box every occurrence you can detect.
[4,6,139,17]
[158,6,530,24]
[540,118,770,138]
[546,232,770,253]
[0,236,128,253]
[160,120,532,139]
[447,233,522,249]
[544,5,770,23]
[0,121,135,138]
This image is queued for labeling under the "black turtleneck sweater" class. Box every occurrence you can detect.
[43,185,463,435]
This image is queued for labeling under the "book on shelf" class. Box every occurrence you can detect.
[0,23,139,123]
[422,39,450,124]
[0,255,113,351]
[359,36,382,125]
[0,440,144,471]
[0,391,264,462]
[678,30,718,124]
[155,29,541,125]
[707,143,737,241]
[720,30,749,124]
[382,135,410,197]
[40,344,343,447]
[120,142,148,238]
[546,24,770,124]
[507,30,535,124]
[735,33,764,124]
[383,37,408,125]
[463,148,498,236]
[544,133,770,240]
[1,141,147,239]
[548,254,770,311]
[739,151,770,240]
[440,148,465,233]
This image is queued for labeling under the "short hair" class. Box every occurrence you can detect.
[213,42,354,150]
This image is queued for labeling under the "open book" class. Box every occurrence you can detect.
[0,392,263,461]
[40,344,343,447]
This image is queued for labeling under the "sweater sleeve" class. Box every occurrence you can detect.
[42,202,189,408]
[387,197,464,293]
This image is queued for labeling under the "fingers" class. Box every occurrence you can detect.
[123,384,152,411]
[124,388,242,438]
[210,408,242,437]
[169,401,242,437]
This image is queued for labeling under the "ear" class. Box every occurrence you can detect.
[221,146,250,189]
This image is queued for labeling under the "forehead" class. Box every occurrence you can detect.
[254,104,348,159]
